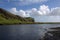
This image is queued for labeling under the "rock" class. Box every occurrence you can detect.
[42,27,60,40]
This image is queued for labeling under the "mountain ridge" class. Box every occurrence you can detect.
[0,8,34,25]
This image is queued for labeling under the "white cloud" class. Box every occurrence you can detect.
[10,0,48,5]
[10,8,17,15]
[10,8,17,12]
[30,8,38,17]
[39,5,50,15]
[10,5,60,22]
[49,7,60,16]
[10,5,50,17]
[18,10,30,17]
[35,16,60,22]
[10,5,60,17]
[18,10,26,17]
[30,5,50,17]
[10,8,30,17]
[20,0,48,5]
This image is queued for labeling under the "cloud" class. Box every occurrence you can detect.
[8,0,48,5]
[10,5,60,22]
[30,5,50,17]
[18,10,30,17]
[10,8,17,12]
[35,16,60,22]
[10,8,30,17]
[49,7,60,16]
[19,0,48,5]
[10,5,50,17]
[10,5,60,17]
[39,5,50,15]
[10,8,17,15]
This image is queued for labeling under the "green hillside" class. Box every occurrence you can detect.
[0,8,34,25]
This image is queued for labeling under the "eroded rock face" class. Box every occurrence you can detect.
[42,30,60,40]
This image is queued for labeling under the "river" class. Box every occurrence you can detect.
[0,24,60,40]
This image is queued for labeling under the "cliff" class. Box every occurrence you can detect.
[0,8,34,24]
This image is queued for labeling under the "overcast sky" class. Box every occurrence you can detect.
[0,0,60,22]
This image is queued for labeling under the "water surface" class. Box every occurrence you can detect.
[0,24,60,40]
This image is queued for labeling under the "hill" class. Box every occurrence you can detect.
[0,8,34,24]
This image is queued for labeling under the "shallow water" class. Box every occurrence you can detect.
[0,24,60,40]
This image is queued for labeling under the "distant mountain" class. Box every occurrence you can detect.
[0,8,34,24]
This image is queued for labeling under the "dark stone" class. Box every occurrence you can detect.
[43,28,60,40]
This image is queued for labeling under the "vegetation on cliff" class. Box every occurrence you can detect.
[0,8,34,24]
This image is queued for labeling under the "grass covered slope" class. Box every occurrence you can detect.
[0,8,34,24]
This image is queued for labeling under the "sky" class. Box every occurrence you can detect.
[0,0,60,22]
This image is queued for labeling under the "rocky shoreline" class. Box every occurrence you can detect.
[42,27,60,40]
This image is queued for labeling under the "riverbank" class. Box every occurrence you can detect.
[0,22,36,25]
[1,22,60,25]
